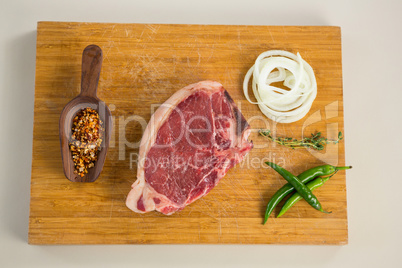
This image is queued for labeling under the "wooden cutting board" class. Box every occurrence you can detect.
[29,22,347,244]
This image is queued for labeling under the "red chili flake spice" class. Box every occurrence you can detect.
[69,107,104,177]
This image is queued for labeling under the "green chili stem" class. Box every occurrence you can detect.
[336,166,352,170]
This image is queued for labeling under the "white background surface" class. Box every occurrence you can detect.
[1,0,401,267]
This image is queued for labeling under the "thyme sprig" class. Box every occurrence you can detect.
[259,130,343,151]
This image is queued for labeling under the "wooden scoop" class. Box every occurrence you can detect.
[59,45,112,182]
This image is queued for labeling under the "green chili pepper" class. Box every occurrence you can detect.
[266,162,331,215]
[277,172,336,218]
[263,165,334,224]
[263,163,352,224]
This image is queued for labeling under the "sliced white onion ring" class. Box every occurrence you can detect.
[243,50,317,123]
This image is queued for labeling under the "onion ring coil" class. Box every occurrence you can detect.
[243,50,317,123]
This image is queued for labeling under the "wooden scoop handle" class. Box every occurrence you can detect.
[80,45,103,97]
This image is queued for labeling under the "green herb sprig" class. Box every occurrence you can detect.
[259,130,343,151]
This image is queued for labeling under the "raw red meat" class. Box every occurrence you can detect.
[126,81,253,215]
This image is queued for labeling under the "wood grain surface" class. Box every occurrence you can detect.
[29,22,347,244]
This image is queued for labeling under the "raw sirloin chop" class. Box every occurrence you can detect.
[126,81,253,215]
